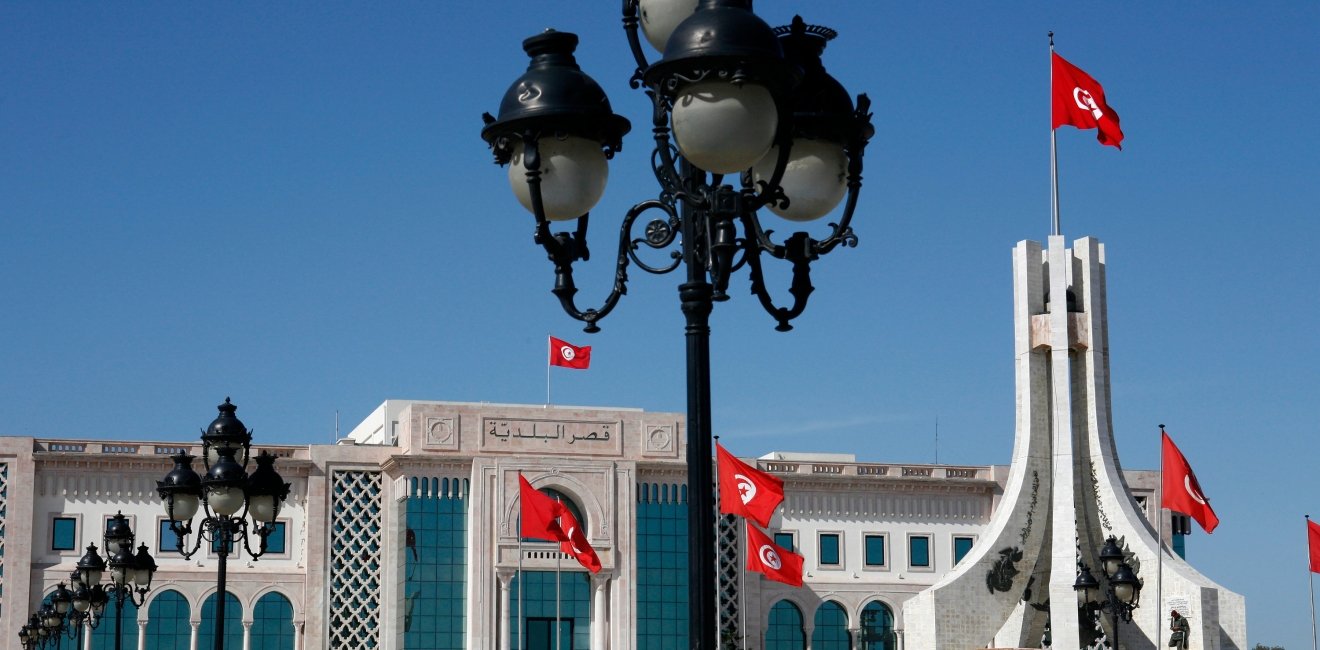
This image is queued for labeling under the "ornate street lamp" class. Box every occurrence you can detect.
[1075,535,1143,648]
[482,1,872,647]
[157,398,290,650]
[73,514,156,650]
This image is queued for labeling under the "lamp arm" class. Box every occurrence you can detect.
[813,94,873,255]
[742,229,817,332]
[621,0,651,87]
[169,517,206,560]
[238,521,273,560]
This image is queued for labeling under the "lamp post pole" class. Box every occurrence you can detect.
[75,513,156,650]
[481,3,874,647]
[156,398,290,650]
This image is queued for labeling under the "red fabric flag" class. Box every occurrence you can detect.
[558,508,602,573]
[519,473,568,542]
[717,443,785,529]
[1161,431,1220,533]
[549,336,591,369]
[1052,51,1124,149]
[746,521,804,587]
[1308,519,1320,573]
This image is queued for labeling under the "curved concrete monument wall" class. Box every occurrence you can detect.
[903,237,1245,650]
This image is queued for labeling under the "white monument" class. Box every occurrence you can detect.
[903,236,1246,649]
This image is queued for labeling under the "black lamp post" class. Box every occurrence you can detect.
[482,2,872,648]
[1075,535,1143,648]
[74,513,156,650]
[156,398,290,650]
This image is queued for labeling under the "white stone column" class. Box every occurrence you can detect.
[137,620,147,650]
[498,570,515,650]
[589,573,609,650]
[847,627,860,650]
[242,620,253,650]
[294,622,304,650]
[190,621,200,650]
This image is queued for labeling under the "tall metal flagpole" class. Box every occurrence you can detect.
[518,528,524,650]
[1158,424,1166,641]
[546,334,552,406]
[1049,31,1062,237]
[556,497,562,650]
[1309,515,1318,650]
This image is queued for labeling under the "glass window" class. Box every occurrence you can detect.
[145,589,191,650]
[909,535,931,568]
[819,533,841,566]
[953,536,974,564]
[198,591,243,650]
[813,601,850,650]
[52,517,77,551]
[251,592,295,650]
[766,600,805,650]
[774,532,795,553]
[860,601,895,650]
[158,520,182,554]
[864,534,886,567]
[265,522,287,555]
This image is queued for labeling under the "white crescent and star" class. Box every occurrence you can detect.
[734,474,756,504]
[1073,87,1104,120]
[566,526,584,554]
[560,346,576,361]
[1184,475,1207,505]
[759,544,782,570]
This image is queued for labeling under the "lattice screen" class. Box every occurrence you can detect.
[0,462,7,612]
[717,513,741,645]
[329,470,383,648]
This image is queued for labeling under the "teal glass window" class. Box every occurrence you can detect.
[510,570,591,650]
[953,536,974,564]
[819,533,841,566]
[774,532,795,553]
[766,600,805,650]
[864,534,886,567]
[145,589,191,650]
[52,517,77,551]
[812,600,850,650]
[404,476,468,649]
[860,601,895,650]
[636,481,689,647]
[251,592,295,650]
[198,591,243,650]
[265,522,287,555]
[909,535,931,568]
[90,597,139,648]
[158,520,181,553]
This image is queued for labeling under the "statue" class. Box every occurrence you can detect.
[1169,610,1190,648]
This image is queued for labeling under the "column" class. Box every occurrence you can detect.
[138,620,147,650]
[847,627,860,650]
[243,620,253,650]
[294,622,304,650]
[190,621,200,650]
[497,569,515,650]
[589,573,609,650]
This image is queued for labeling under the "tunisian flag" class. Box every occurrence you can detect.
[746,521,804,587]
[549,336,591,369]
[1161,431,1219,533]
[558,508,602,573]
[519,473,568,542]
[717,443,785,529]
[1308,518,1320,573]
[1052,51,1124,149]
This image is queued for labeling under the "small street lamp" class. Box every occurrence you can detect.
[156,398,290,650]
[482,2,873,646]
[74,513,157,650]
[1075,535,1143,648]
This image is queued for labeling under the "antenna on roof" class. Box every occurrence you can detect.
[935,415,940,465]
[335,410,340,443]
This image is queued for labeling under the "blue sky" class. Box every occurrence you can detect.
[3,1,1317,646]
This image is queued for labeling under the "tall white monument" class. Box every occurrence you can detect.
[903,236,1246,649]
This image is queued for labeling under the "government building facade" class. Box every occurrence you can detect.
[0,398,1164,650]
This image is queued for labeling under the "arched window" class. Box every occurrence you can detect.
[812,600,850,650]
[251,592,295,650]
[87,595,138,649]
[860,600,896,650]
[198,591,243,650]
[520,487,586,542]
[144,589,190,650]
[766,600,805,650]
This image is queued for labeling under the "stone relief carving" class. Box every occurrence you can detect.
[986,546,1024,594]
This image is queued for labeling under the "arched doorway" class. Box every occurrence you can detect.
[860,600,896,650]
[766,599,805,650]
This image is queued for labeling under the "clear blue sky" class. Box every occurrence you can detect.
[3,1,1317,646]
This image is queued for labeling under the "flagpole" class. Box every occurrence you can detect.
[556,497,562,650]
[740,524,747,650]
[1049,31,1062,237]
[546,334,552,406]
[1309,515,1317,650]
[518,528,524,650]
[714,435,724,647]
[1157,424,1166,640]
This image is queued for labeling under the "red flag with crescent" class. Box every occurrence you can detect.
[1052,51,1124,149]
[558,508,602,573]
[746,521,804,587]
[1308,519,1320,573]
[549,336,591,369]
[1161,430,1219,533]
[717,443,785,529]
